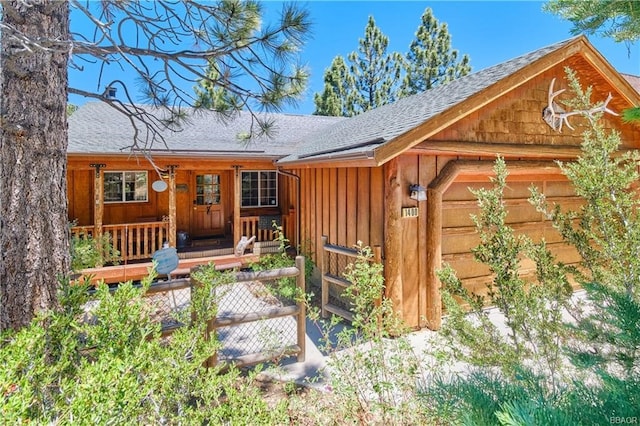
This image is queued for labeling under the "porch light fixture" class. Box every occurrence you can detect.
[409,184,427,201]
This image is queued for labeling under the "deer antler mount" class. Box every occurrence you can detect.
[542,78,618,132]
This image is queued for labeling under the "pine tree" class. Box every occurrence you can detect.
[0,0,311,331]
[347,16,403,115]
[544,0,640,42]
[313,16,402,117]
[401,8,471,96]
[313,56,355,117]
[313,10,472,117]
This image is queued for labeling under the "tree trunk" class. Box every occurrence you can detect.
[0,1,70,331]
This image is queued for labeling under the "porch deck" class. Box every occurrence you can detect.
[71,215,288,264]
[72,219,285,285]
[77,252,257,285]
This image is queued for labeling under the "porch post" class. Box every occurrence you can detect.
[90,163,106,239]
[233,165,241,245]
[168,165,178,247]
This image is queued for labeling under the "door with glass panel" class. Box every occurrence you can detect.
[191,173,224,237]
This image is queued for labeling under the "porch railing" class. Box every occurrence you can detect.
[239,215,289,242]
[71,221,169,263]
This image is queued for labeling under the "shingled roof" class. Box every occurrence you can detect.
[622,73,640,94]
[67,102,344,158]
[276,36,582,166]
[69,35,638,165]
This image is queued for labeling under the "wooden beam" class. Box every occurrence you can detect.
[425,186,442,330]
[69,155,277,171]
[408,140,583,159]
[418,156,435,328]
[430,159,563,192]
[233,166,241,246]
[383,159,403,318]
[168,165,177,247]
[90,163,105,240]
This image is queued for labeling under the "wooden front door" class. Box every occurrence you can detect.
[191,173,225,237]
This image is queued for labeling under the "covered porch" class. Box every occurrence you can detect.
[67,156,297,282]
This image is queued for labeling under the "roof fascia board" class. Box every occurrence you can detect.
[372,38,587,166]
[580,40,640,106]
[276,153,377,169]
[66,153,280,170]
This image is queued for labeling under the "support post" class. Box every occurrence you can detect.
[233,165,241,246]
[373,245,383,331]
[321,235,328,318]
[90,163,106,240]
[425,187,442,330]
[383,158,403,319]
[295,255,306,362]
[167,165,178,247]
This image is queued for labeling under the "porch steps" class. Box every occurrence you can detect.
[178,247,234,259]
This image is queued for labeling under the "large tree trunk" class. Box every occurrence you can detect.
[0,1,70,331]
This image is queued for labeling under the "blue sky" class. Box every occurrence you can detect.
[69,1,640,115]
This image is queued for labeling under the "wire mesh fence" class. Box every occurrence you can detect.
[83,257,306,367]
[212,280,299,362]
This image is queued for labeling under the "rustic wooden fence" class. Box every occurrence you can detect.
[320,236,382,322]
[128,256,306,368]
[239,215,289,242]
[71,221,169,263]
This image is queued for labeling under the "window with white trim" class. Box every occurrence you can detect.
[241,171,277,207]
[104,171,148,203]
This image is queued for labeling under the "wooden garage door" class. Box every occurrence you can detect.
[440,178,582,298]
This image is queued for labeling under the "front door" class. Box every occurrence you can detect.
[191,173,225,237]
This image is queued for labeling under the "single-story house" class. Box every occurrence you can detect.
[67,35,640,329]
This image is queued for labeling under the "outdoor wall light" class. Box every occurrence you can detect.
[409,184,427,201]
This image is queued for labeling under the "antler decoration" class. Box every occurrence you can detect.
[542,78,618,132]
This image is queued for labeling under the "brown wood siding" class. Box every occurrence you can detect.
[293,166,384,271]
[67,169,93,226]
[440,177,582,300]
[430,64,640,147]
[67,156,288,241]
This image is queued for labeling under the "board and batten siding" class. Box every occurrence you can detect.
[292,166,385,276]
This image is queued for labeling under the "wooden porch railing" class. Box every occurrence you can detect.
[71,221,169,263]
[239,215,289,242]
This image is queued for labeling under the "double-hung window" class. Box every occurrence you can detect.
[241,171,277,207]
[104,171,148,203]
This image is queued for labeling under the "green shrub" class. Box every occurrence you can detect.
[300,242,438,426]
[250,223,310,301]
[70,232,120,270]
[438,156,574,386]
[429,69,640,424]
[0,270,289,424]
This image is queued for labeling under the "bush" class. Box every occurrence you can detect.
[0,270,289,424]
[70,232,120,270]
[429,69,640,423]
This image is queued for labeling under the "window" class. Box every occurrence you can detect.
[104,171,148,203]
[241,171,277,207]
[195,174,221,205]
